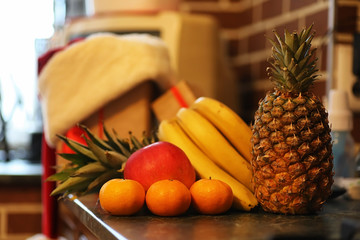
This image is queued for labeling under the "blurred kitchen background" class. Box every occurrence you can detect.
[0,0,359,239]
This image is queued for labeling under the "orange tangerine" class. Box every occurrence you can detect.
[99,178,145,215]
[190,178,233,215]
[146,179,191,216]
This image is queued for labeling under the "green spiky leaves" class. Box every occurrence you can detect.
[267,24,319,93]
[47,124,158,197]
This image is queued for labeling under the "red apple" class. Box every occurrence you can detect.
[123,141,196,191]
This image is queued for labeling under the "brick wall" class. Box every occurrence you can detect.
[180,0,360,143]
[180,0,330,124]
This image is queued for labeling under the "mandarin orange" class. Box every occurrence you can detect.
[145,179,191,217]
[99,178,145,215]
[190,178,233,215]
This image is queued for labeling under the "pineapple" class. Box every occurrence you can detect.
[251,25,333,214]
[48,124,157,197]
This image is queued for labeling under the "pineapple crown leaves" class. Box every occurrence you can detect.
[266,24,319,93]
[48,123,158,197]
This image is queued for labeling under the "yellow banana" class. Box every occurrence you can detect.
[191,97,252,162]
[158,119,258,211]
[176,108,254,192]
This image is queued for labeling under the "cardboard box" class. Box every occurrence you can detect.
[83,81,156,138]
[56,81,157,166]
[151,81,197,121]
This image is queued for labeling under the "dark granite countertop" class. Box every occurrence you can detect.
[60,193,360,240]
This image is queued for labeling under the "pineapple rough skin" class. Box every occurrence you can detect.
[251,91,333,214]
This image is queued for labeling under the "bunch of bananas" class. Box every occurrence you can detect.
[158,97,258,211]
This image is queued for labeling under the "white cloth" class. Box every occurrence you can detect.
[38,33,175,147]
